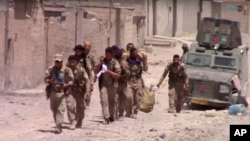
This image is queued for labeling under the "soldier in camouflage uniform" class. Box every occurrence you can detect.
[83,41,96,106]
[96,47,121,124]
[126,47,144,118]
[122,43,148,71]
[44,54,74,134]
[72,44,93,107]
[73,45,85,62]
[112,46,130,118]
[66,55,91,130]
[156,54,188,113]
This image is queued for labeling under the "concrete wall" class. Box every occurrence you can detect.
[153,0,173,37]
[5,2,46,91]
[0,0,146,91]
[146,0,200,37]
[183,0,199,35]
[46,9,77,66]
[0,8,6,91]
[249,2,250,34]
[45,0,146,63]
[81,2,146,50]
[145,0,153,37]
[201,1,212,19]
[175,0,183,36]
[221,1,249,33]
[82,18,108,59]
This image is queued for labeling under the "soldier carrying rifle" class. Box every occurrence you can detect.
[44,54,74,134]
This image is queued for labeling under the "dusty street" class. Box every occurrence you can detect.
[1,39,250,141]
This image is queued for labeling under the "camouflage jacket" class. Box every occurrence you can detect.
[126,57,143,85]
[123,51,148,71]
[157,62,188,88]
[71,66,91,94]
[99,58,121,88]
[86,53,96,69]
[44,65,74,93]
[78,57,95,84]
[118,60,130,85]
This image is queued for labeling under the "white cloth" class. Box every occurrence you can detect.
[96,64,108,78]
[231,75,241,91]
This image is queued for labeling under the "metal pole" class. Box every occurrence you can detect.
[108,0,112,47]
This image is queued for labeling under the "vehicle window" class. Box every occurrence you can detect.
[203,32,211,43]
[186,54,211,67]
[220,34,228,44]
[214,57,236,68]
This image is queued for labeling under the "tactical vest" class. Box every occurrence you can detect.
[118,60,128,84]
[168,63,186,83]
[49,66,71,92]
[73,67,85,86]
[127,58,142,79]
[78,58,87,70]
[100,59,118,87]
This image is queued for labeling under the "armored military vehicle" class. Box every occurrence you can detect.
[181,17,249,108]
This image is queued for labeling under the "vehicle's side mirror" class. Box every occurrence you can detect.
[182,43,189,54]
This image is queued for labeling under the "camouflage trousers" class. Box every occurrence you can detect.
[117,83,127,117]
[168,83,184,113]
[85,84,93,107]
[66,89,85,125]
[126,80,143,116]
[100,85,117,119]
[50,91,65,126]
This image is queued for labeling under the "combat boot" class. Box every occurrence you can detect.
[55,124,62,134]
[69,120,77,130]
[167,108,175,113]
[76,119,83,128]
[104,117,110,124]
[176,106,182,113]
[132,110,138,119]
[109,117,114,122]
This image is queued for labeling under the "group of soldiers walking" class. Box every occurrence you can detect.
[44,41,188,134]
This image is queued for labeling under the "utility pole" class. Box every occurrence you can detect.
[107,0,113,47]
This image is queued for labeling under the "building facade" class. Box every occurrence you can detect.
[145,0,250,38]
[0,0,146,91]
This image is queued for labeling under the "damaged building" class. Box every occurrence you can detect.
[0,0,249,92]
[0,0,146,91]
[146,0,250,37]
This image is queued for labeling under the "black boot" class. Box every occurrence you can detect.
[104,118,110,124]
[76,119,83,128]
[109,117,114,122]
[55,124,62,134]
[176,106,181,113]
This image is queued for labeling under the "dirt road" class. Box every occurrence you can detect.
[0,41,250,141]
